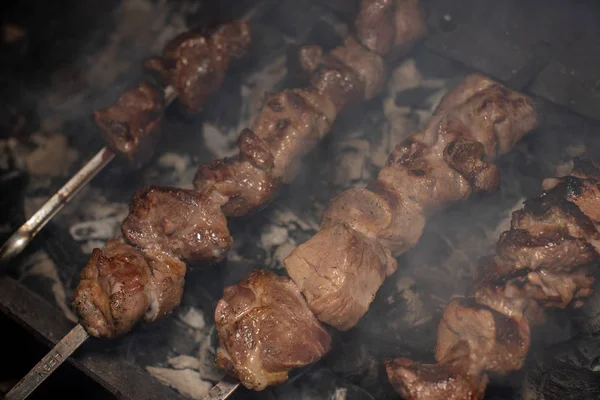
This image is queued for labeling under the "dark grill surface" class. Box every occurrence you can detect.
[1,0,600,399]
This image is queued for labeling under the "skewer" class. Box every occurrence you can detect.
[199,37,552,400]
[200,376,240,400]
[0,86,176,267]
[4,324,89,400]
[0,0,272,267]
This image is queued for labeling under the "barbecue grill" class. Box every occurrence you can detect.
[1,0,600,399]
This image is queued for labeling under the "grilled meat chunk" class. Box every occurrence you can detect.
[388,160,600,399]
[250,89,335,182]
[285,74,539,331]
[75,0,427,343]
[195,155,280,217]
[122,186,231,263]
[73,238,185,338]
[435,299,530,374]
[386,344,488,400]
[285,223,396,330]
[145,21,250,114]
[215,270,331,390]
[94,81,164,164]
[356,0,426,58]
[299,38,386,110]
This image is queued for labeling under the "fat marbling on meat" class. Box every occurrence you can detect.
[285,73,540,331]
[387,159,600,399]
[215,270,331,390]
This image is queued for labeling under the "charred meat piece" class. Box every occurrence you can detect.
[299,38,386,110]
[75,0,427,343]
[250,89,335,182]
[495,229,598,273]
[145,21,250,114]
[356,0,426,58]
[284,74,539,332]
[194,155,280,217]
[386,344,488,400]
[388,160,600,399]
[94,81,164,164]
[122,186,231,263]
[435,299,530,375]
[285,223,396,330]
[73,238,186,339]
[322,187,426,256]
[215,270,331,390]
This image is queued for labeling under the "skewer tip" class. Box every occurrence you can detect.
[0,230,31,266]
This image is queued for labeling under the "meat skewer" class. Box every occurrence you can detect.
[0,15,254,266]
[386,157,600,399]
[210,71,540,397]
[5,2,427,398]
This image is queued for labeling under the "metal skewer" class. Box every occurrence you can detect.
[0,147,115,266]
[0,86,176,267]
[4,324,89,400]
[3,4,275,398]
[200,376,240,400]
[197,40,557,400]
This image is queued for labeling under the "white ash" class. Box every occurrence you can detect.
[243,56,288,120]
[65,190,128,252]
[18,251,78,323]
[202,123,239,160]
[261,225,290,248]
[69,218,122,242]
[168,355,201,371]
[330,388,348,400]
[146,367,212,400]
[197,327,225,382]
[202,56,289,160]
[271,208,319,232]
[179,307,206,330]
[272,241,297,269]
[158,152,192,179]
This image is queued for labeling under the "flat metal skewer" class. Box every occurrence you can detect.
[4,324,89,400]
[0,147,115,265]
[0,86,177,267]
[201,376,241,400]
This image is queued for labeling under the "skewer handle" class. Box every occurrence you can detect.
[201,376,240,400]
[0,147,115,266]
[4,323,89,400]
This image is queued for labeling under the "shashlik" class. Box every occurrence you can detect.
[94,21,251,164]
[72,0,427,340]
[214,72,540,390]
[386,157,600,399]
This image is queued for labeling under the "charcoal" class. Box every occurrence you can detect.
[265,367,375,400]
[522,336,600,400]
